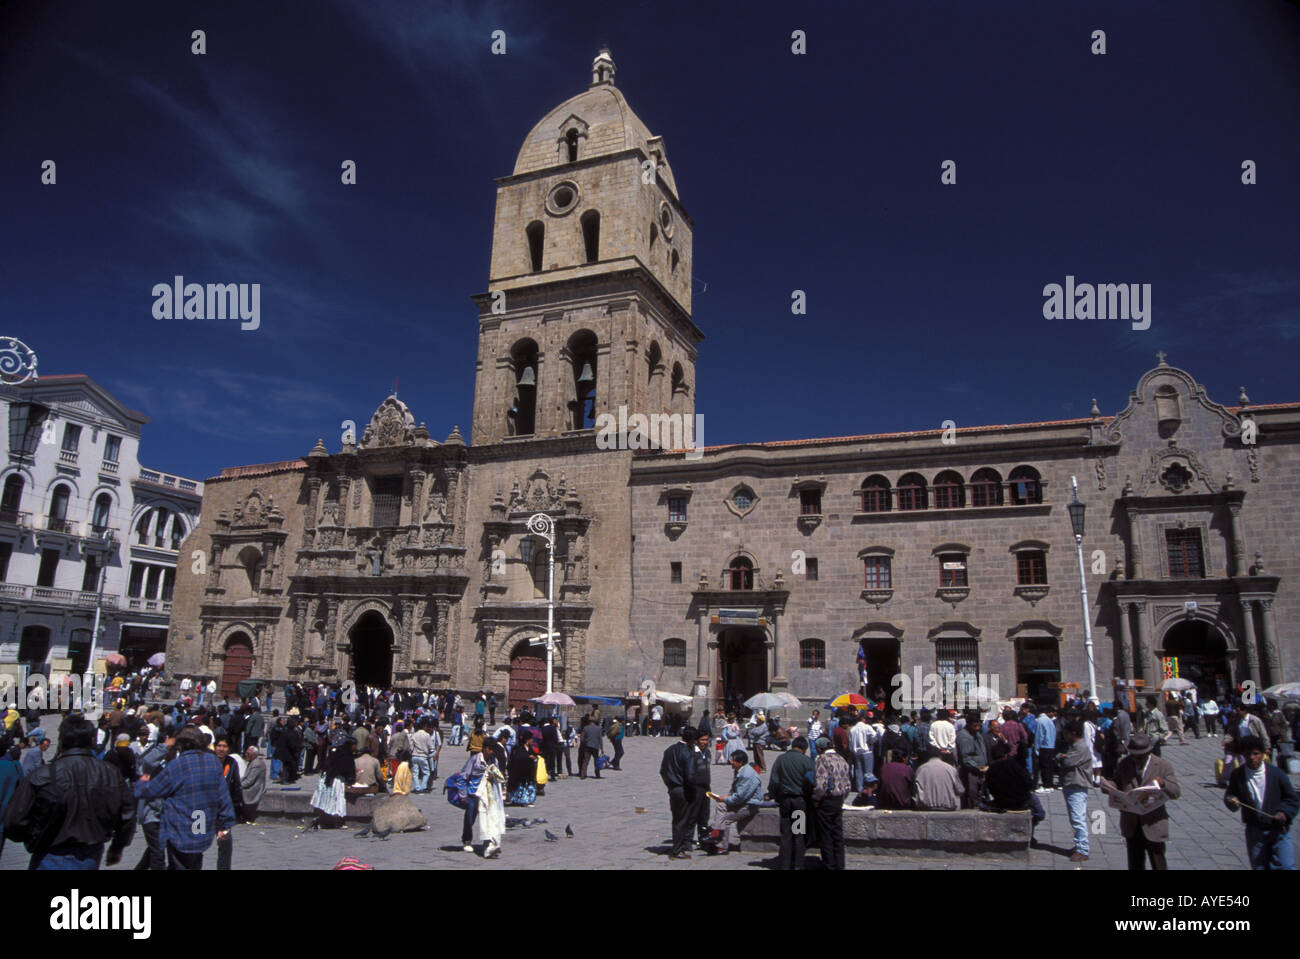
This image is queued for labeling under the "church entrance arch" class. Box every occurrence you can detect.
[718,627,767,714]
[349,611,394,689]
[1160,620,1231,699]
[508,641,547,711]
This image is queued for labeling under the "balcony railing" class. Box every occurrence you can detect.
[45,517,75,534]
[0,509,31,528]
[100,460,119,474]
[137,468,200,493]
[127,597,172,613]
[4,584,121,608]
[58,449,78,466]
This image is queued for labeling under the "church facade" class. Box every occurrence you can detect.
[164,53,1299,711]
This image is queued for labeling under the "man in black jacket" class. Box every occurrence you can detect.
[660,726,699,859]
[1224,735,1298,870]
[4,717,136,870]
[691,727,712,846]
[213,734,244,870]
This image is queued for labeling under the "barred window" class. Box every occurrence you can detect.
[1166,528,1205,579]
[371,476,403,527]
[663,638,687,667]
[799,638,826,669]
[668,497,688,523]
[936,637,979,703]
[799,488,822,515]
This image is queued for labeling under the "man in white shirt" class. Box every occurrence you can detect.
[1200,698,1220,736]
[848,715,876,791]
[929,709,958,764]
[650,704,665,737]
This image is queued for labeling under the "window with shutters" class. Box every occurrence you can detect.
[371,476,403,527]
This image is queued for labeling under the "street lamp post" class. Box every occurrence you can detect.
[1067,476,1098,700]
[526,513,557,694]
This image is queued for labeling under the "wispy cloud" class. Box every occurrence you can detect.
[110,366,348,446]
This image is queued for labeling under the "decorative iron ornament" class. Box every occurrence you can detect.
[0,337,37,385]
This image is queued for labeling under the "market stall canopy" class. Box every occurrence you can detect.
[570,694,625,707]
[1160,678,1196,692]
[528,692,576,706]
[652,689,694,705]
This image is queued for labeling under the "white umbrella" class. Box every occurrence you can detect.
[1161,678,1195,692]
[745,693,788,711]
[775,692,803,708]
[1262,682,1300,700]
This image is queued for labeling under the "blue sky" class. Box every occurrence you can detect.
[2,0,1298,480]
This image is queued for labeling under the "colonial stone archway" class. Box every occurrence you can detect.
[1158,618,1233,699]
[349,610,395,688]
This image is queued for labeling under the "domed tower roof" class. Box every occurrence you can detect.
[512,49,678,197]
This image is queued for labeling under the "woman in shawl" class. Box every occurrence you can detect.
[310,730,355,828]
[720,714,743,765]
[473,744,507,858]
[506,731,538,806]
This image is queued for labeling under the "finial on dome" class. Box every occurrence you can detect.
[1239,386,1250,408]
[591,48,615,86]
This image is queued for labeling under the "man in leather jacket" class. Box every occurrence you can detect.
[3,717,136,869]
[659,726,700,859]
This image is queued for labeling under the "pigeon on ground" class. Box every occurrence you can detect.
[372,826,393,840]
[565,824,574,837]
[355,824,371,838]
[531,818,548,824]
[544,829,560,842]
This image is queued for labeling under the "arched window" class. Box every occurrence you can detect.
[896,473,928,511]
[933,470,965,510]
[91,492,112,530]
[237,545,262,593]
[970,468,1003,507]
[670,249,679,274]
[580,210,600,263]
[1,474,24,523]
[48,484,71,531]
[799,639,826,669]
[1008,466,1043,505]
[647,341,662,380]
[565,128,579,163]
[136,509,153,544]
[568,330,598,430]
[662,638,687,667]
[152,508,170,547]
[859,475,891,513]
[525,221,545,273]
[729,557,754,591]
[508,339,539,436]
[18,625,50,666]
[170,516,185,550]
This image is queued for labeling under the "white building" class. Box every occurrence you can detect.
[0,374,202,675]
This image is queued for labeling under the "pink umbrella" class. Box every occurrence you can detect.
[529,692,576,706]
[147,652,166,667]
[104,653,127,666]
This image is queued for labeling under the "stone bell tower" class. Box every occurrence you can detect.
[469,49,703,446]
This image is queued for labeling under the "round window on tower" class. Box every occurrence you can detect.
[546,181,580,216]
[658,201,674,239]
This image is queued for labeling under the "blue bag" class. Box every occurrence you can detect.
[444,772,482,809]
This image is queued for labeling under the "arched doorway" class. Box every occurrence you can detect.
[1161,620,1231,699]
[859,637,901,703]
[718,627,767,713]
[508,641,547,711]
[220,633,254,699]
[349,611,394,689]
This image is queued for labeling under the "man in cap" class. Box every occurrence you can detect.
[811,736,851,869]
[1110,732,1180,870]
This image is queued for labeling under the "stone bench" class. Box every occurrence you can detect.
[250,783,379,822]
[738,805,1032,859]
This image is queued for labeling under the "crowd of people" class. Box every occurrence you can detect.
[661,690,1298,870]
